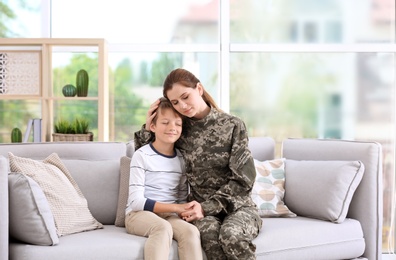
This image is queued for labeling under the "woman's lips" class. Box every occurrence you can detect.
[183,108,192,115]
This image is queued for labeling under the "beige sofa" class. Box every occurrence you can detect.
[0,138,383,259]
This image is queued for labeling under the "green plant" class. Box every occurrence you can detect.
[76,69,89,97]
[11,127,22,143]
[54,118,90,134]
[54,119,73,134]
[73,118,89,134]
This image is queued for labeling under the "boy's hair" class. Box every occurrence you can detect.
[152,97,182,125]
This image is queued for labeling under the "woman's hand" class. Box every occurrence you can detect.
[180,201,204,222]
[145,99,161,131]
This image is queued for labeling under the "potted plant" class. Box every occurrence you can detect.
[53,118,93,141]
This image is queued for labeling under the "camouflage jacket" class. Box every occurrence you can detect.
[134,107,257,216]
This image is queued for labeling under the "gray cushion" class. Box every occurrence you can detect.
[115,156,131,227]
[9,225,180,260]
[8,172,59,245]
[284,160,365,223]
[9,153,103,236]
[254,217,365,259]
[62,159,121,225]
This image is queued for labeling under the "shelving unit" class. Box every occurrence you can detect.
[0,38,109,141]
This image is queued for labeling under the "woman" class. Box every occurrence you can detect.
[134,68,262,260]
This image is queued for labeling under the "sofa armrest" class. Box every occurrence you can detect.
[0,156,9,260]
[282,138,383,260]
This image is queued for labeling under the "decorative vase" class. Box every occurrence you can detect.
[62,84,77,97]
[76,69,89,97]
[11,127,22,143]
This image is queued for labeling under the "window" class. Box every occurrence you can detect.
[51,0,219,44]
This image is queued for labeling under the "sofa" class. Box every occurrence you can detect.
[0,137,383,260]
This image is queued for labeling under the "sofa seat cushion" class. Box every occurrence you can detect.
[9,225,204,260]
[9,218,364,260]
[254,217,365,260]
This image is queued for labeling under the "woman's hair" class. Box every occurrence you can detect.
[162,68,220,110]
[152,97,182,125]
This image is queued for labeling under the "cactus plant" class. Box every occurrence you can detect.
[62,84,77,97]
[76,69,89,97]
[11,127,22,143]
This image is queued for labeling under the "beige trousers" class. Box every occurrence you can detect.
[125,211,202,260]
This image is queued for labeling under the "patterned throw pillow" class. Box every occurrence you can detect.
[8,152,103,236]
[251,158,296,217]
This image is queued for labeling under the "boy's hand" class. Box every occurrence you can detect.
[180,201,204,222]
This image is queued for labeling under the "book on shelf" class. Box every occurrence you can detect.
[23,118,42,143]
[23,119,33,142]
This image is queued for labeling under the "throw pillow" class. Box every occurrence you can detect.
[284,159,365,223]
[115,156,131,227]
[8,152,103,236]
[252,158,296,217]
[8,172,59,246]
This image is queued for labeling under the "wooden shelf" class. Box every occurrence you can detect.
[48,97,99,101]
[0,38,109,141]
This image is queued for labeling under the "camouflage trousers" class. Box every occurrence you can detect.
[193,206,262,260]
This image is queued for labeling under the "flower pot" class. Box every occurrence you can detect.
[52,132,93,142]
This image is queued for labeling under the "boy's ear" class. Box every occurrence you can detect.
[149,123,156,133]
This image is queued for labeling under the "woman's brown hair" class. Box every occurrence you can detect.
[162,68,220,111]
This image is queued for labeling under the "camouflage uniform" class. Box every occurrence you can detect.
[135,107,262,260]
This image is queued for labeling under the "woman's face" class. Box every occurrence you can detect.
[166,83,204,118]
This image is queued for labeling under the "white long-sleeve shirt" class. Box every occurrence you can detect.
[125,143,188,214]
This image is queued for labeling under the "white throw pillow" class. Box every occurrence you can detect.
[284,159,365,223]
[8,152,103,236]
[252,158,296,217]
[8,172,59,245]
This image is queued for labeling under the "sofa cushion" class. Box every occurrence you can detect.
[284,159,365,223]
[8,152,103,236]
[9,225,186,260]
[62,159,121,225]
[115,156,131,227]
[252,158,296,217]
[8,172,59,246]
[254,217,365,259]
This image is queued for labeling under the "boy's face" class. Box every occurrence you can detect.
[150,108,182,144]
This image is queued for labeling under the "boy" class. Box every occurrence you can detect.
[125,97,202,260]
